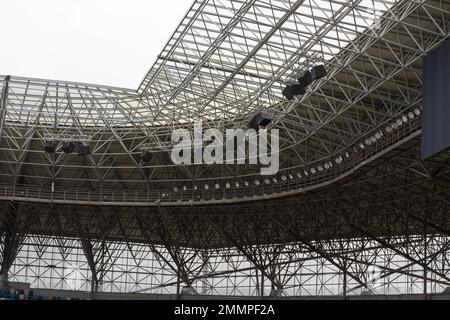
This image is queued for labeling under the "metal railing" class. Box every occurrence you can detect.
[0,117,421,206]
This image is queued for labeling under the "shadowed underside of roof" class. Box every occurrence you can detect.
[1,135,449,248]
[0,0,448,247]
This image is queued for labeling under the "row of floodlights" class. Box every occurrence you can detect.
[171,108,421,193]
[358,108,421,149]
[171,152,353,192]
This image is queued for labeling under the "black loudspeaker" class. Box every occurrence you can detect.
[282,86,294,100]
[153,151,170,164]
[62,141,75,154]
[310,65,327,81]
[282,84,306,100]
[140,150,152,162]
[44,141,57,153]
[78,144,91,156]
[247,112,273,130]
[297,70,312,87]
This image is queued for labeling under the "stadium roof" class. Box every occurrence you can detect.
[1,1,450,297]
[0,0,448,203]
[138,0,397,123]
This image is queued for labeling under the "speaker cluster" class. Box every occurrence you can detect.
[44,141,91,156]
[282,65,327,100]
[140,150,170,163]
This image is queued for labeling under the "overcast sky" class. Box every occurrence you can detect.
[0,0,191,89]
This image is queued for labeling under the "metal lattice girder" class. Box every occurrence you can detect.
[1,0,450,298]
[1,134,447,248]
[5,137,450,296]
[0,0,446,197]
[6,234,450,296]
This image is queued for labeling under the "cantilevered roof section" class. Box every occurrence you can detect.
[138,0,396,122]
[1,0,415,129]
[0,0,190,89]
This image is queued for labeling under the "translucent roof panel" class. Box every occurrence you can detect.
[138,0,397,124]
[0,0,191,89]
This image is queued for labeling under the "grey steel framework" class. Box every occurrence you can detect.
[1,0,450,297]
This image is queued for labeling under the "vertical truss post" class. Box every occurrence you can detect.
[423,196,429,299]
[0,75,10,143]
[424,228,428,299]
[80,238,99,294]
[176,271,181,298]
[80,238,118,294]
[0,202,22,288]
[343,264,347,299]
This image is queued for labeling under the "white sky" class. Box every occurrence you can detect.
[0,0,191,89]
